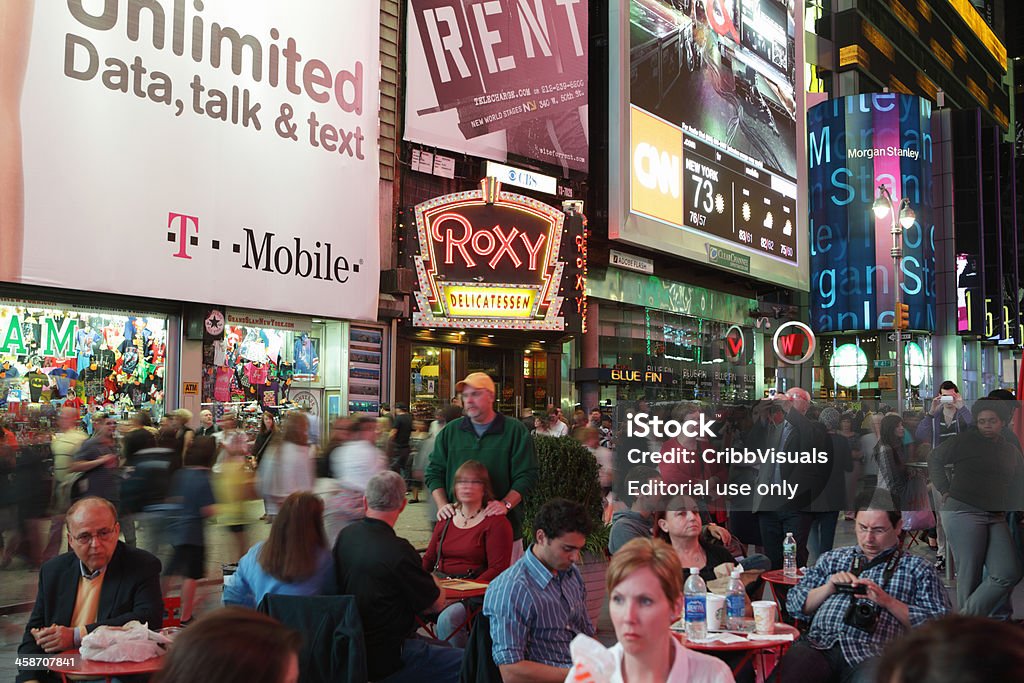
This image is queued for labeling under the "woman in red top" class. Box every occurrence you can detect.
[657,404,728,522]
[421,459,512,647]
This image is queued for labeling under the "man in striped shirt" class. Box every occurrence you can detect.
[483,498,594,682]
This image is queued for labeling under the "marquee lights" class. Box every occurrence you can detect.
[412,178,568,330]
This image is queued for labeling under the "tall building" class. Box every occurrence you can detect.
[806,0,1016,403]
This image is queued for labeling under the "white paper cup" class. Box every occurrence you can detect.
[751,600,776,634]
[706,593,726,631]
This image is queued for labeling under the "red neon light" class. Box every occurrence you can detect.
[778,333,806,356]
[429,211,547,270]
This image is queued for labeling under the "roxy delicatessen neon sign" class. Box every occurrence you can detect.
[412,178,567,330]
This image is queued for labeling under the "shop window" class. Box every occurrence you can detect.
[200,317,328,439]
[411,345,453,420]
[0,301,168,433]
[596,304,756,403]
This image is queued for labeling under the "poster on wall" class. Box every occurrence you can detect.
[404,0,589,172]
[349,326,382,414]
[3,1,380,321]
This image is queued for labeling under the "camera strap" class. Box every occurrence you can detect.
[850,549,901,591]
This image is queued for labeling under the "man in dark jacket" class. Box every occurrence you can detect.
[331,471,460,682]
[18,496,163,683]
[750,387,832,569]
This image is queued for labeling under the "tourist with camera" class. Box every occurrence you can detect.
[774,493,950,683]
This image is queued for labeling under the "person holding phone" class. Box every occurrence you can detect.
[915,381,972,450]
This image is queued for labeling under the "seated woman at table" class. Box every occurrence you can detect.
[566,537,734,682]
[658,495,744,585]
[421,459,512,646]
[154,607,301,683]
[223,491,333,608]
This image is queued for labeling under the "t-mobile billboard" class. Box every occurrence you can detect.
[808,94,935,333]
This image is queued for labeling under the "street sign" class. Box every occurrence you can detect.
[874,360,894,368]
[886,332,911,342]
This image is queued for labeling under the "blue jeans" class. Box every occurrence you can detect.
[377,638,463,683]
[436,602,470,648]
[808,511,839,566]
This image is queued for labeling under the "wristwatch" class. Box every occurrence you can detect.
[504,500,512,510]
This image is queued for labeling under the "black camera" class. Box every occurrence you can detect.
[834,583,867,596]
[844,598,880,633]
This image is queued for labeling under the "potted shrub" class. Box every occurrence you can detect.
[522,434,611,629]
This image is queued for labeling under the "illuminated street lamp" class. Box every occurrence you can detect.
[872,184,916,414]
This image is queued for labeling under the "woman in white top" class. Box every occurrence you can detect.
[258,411,315,519]
[324,416,387,535]
[567,537,734,683]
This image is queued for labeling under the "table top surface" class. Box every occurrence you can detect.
[440,579,488,599]
[49,650,165,675]
[675,623,800,652]
[762,569,803,585]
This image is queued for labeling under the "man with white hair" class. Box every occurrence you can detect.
[195,409,220,437]
[331,471,461,682]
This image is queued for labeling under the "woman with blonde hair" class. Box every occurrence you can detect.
[224,491,333,608]
[566,537,734,682]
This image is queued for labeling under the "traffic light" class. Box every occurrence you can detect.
[895,303,910,330]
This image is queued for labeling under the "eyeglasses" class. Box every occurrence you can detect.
[455,479,485,486]
[71,528,117,545]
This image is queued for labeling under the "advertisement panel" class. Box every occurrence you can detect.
[404,0,588,172]
[610,0,806,290]
[3,1,380,321]
[807,94,935,333]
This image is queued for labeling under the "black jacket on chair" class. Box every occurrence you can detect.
[459,612,502,683]
[258,593,368,683]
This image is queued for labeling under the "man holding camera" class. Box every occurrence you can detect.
[777,495,950,682]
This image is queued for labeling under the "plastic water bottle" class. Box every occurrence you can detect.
[684,567,707,641]
[783,532,798,578]
[726,568,745,630]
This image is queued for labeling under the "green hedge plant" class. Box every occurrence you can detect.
[522,434,610,558]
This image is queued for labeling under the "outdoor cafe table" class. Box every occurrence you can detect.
[49,649,164,683]
[674,622,800,680]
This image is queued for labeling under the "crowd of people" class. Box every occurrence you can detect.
[8,372,1024,682]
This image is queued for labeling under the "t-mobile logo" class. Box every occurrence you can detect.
[168,212,200,259]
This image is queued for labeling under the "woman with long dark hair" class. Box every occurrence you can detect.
[874,414,909,508]
[253,411,277,464]
[223,491,333,608]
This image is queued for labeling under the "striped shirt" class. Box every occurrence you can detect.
[788,545,951,665]
[483,545,594,667]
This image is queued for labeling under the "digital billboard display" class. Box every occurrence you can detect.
[807,94,935,333]
[610,0,806,290]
